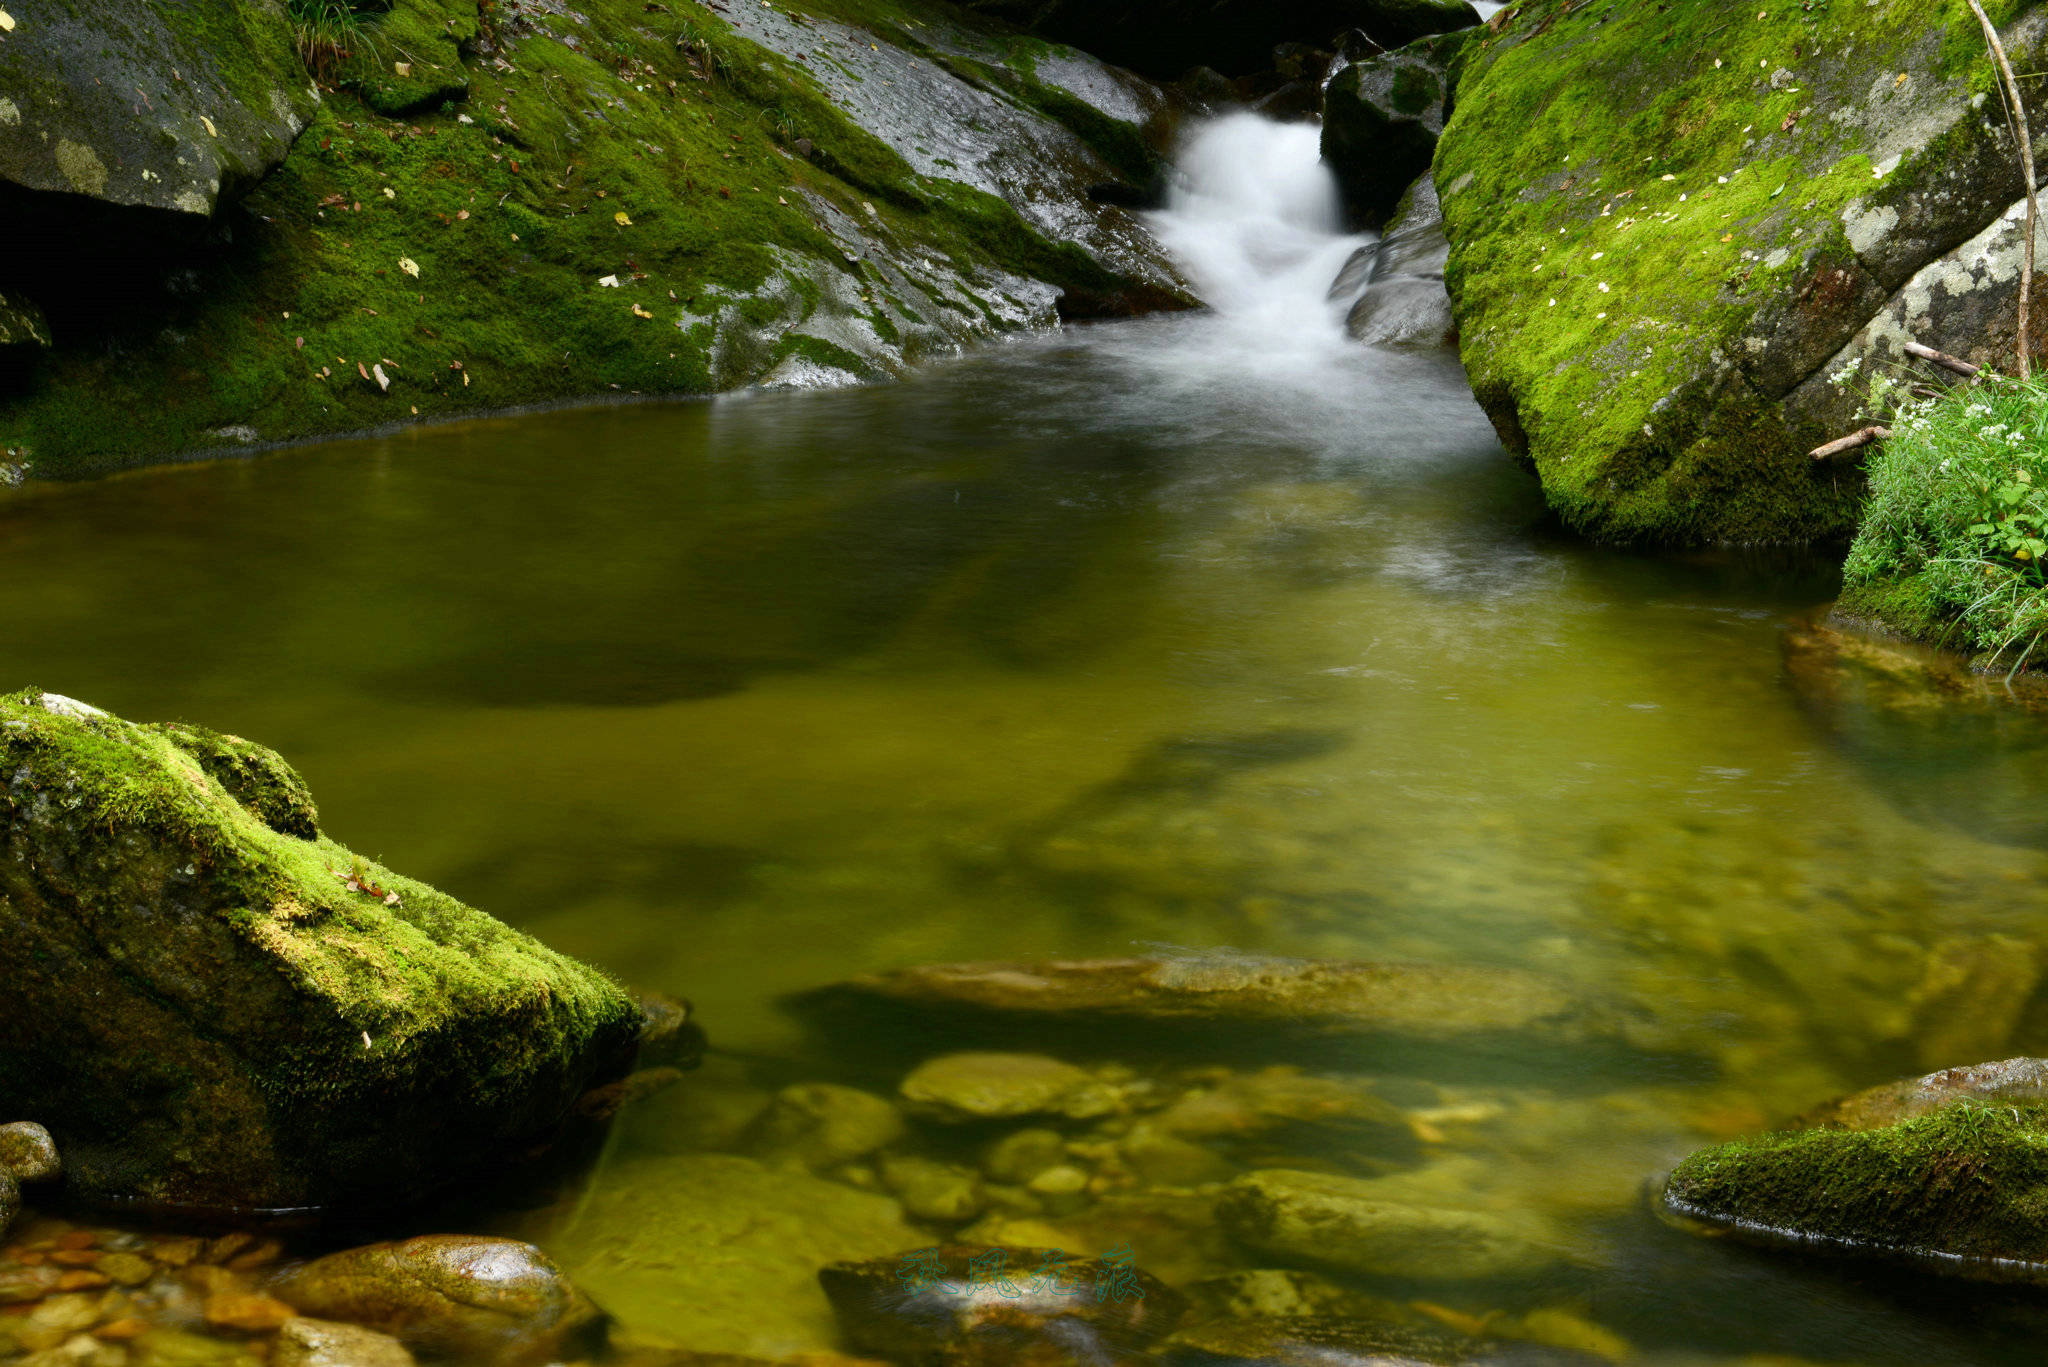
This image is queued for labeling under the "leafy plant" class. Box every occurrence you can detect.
[288,0,383,82]
[1841,366,2048,675]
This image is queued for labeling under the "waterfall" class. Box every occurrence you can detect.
[1146,113,1372,365]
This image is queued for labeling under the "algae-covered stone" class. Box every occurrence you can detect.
[0,0,316,218]
[1321,31,1471,227]
[900,1052,1113,1122]
[0,1122,59,1184]
[0,1169,16,1243]
[1663,1100,2048,1277]
[744,1082,907,1170]
[1218,1169,1568,1280]
[270,1236,603,1364]
[1435,1,2048,545]
[348,0,477,118]
[1161,1316,1605,1365]
[541,1153,922,1358]
[274,1319,417,1367]
[0,688,644,1210]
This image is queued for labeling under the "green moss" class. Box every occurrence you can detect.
[1436,0,2022,545]
[1665,1102,2048,1268]
[0,0,1169,479]
[0,687,643,1207]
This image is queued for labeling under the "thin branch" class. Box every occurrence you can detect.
[1810,425,1892,461]
[1904,340,1983,377]
[1967,0,2039,380]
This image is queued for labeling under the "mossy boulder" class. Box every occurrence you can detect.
[0,290,48,351]
[0,0,1191,480]
[0,688,644,1212]
[1321,30,1473,227]
[962,0,1479,79]
[1664,1096,2048,1278]
[1435,0,2048,545]
[0,0,317,219]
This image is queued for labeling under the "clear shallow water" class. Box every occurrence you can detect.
[6,121,2048,1364]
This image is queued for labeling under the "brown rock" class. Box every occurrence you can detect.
[269,1236,604,1365]
[94,1253,156,1288]
[184,1264,250,1298]
[94,1318,150,1341]
[1796,1057,2048,1132]
[50,1250,103,1268]
[274,1316,417,1367]
[150,1238,204,1268]
[0,1262,59,1304]
[205,1291,298,1333]
[819,1245,1185,1365]
[54,1270,110,1292]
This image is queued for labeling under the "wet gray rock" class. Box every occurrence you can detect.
[819,1244,1186,1365]
[0,0,316,220]
[1218,1169,1568,1281]
[1337,176,1456,348]
[274,1318,417,1367]
[269,1236,604,1365]
[960,0,1479,80]
[745,1082,907,1170]
[1321,31,1472,226]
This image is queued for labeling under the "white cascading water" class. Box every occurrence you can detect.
[1147,113,1370,365]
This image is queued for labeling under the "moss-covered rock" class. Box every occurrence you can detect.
[1321,30,1473,227]
[962,0,1478,80]
[0,0,1191,479]
[1435,0,2048,545]
[0,688,644,1211]
[0,290,48,351]
[0,0,317,219]
[1663,1098,2048,1278]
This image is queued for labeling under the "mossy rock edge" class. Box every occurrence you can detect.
[0,688,645,1212]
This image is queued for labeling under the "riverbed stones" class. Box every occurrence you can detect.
[746,1083,908,1171]
[818,1245,1186,1365]
[1160,1316,1604,1366]
[0,689,645,1211]
[900,1053,1128,1122]
[1434,1,2048,545]
[270,1237,601,1364]
[1217,1169,1567,1281]
[273,1318,417,1367]
[542,1154,922,1358]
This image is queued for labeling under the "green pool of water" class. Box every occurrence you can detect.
[8,317,2048,1364]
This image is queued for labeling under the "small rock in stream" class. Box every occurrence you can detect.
[901,1053,1130,1123]
[819,1244,1184,1365]
[274,1317,418,1367]
[269,1236,604,1365]
[747,1083,908,1169]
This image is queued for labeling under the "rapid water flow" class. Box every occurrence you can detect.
[1147,114,1370,376]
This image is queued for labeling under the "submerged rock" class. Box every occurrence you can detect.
[541,1154,921,1358]
[0,289,49,352]
[1321,32,1472,227]
[803,954,1591,1043]
[0,689,645,1211]
[1217,1169,1568,1281]
[818,1244,1185,1365]
[1434,2,2048,545]
[0,1170,15,1244]
[273,1318,417,1367]
[901,1053,1130,1123]
[270,1237,602,1365]
[1161,1316,1604,1366]
[746,1083,909,1170]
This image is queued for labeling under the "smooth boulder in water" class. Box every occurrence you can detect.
[269,1237,604,1365]
[0,688,645,1211]
[819,1244,1186,1365]
[1663,1062,2048,1279]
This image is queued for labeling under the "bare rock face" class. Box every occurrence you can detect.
[0,0,316,220]
[1795,1057,2048,1134]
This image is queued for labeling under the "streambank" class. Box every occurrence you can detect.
[0,0,1197,483]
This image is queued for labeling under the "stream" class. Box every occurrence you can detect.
[6,115,2048,1364]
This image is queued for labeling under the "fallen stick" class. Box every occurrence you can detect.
[1967,0,2038,380]
[1904,341,1982,377]
[1810,425,1892,462]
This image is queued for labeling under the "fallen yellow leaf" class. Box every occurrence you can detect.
[200,115,217,138]
[614,211,633,226]
[0,11,14,31]
[399,257,420,277]
[631,303,654,319]
[394,61,413,77]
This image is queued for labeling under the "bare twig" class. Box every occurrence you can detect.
[1810,425,1892,462]
[1967,0,2039,379]
[1904,340,1983,377]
